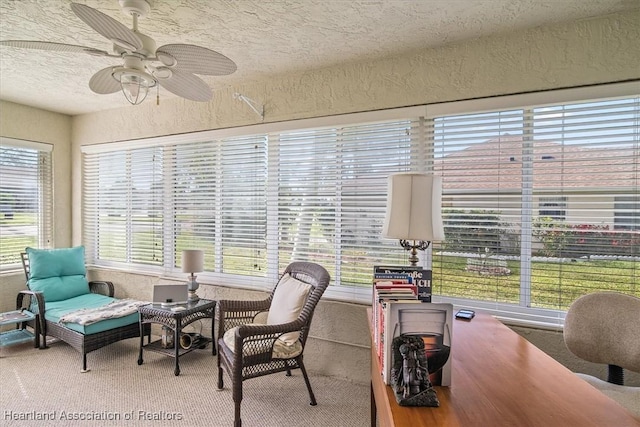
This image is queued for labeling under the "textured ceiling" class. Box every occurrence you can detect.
[0,0,637,116]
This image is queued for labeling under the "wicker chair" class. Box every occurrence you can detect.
[20,249,150,372]
[216,261,330,427]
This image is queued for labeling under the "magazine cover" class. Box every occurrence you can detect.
[374,265,432,302]
[383,302,453,386]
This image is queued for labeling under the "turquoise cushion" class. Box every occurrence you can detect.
[26,247,90,302]
[27,246,86,279]
[29,275,90,302]
[44,294,140,335]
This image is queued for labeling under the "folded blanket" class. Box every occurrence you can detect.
[58,299,148,326]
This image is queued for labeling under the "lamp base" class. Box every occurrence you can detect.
[187,289,199,302]
[186,274,200,302]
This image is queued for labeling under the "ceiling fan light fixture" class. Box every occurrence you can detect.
[112,68,157,105]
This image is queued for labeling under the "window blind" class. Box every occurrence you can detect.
[275,120,422,287]
[82,119,424,287]
[0,138,53,269]
[84,136,268,277]
[170,141,218,273]
[218,135,268,276]
[83,147,164,267]
[432,96,639,323]
[81,84,638,324]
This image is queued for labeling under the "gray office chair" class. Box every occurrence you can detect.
[564,291,640,418]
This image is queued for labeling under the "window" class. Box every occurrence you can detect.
[538,196,567,220]
[84,137,268,275]
[432,94,639,323]
[83,148,164,267]
[0,138,53,269]
[82,84,639,326]
[275,120,422,290]
[614,196,640,230]
[83,116,424,295]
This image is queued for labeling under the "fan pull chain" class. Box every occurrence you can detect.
[157,85,160,106]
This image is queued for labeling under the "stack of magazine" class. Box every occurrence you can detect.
[372,265,452,386]
[372,265,432,384]
[373,272,418,300]
[372,265,432,306]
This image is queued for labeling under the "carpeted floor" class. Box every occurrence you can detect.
[0,337,370,427]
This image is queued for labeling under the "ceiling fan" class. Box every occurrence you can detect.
[0,0,237,105]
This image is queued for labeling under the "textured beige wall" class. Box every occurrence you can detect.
[0,101,72,248]
[1,12,639,385]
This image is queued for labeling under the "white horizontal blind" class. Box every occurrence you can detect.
[80,84,638,319]
[432,110,524,306]
[84,137,268,276]
[83,147,164,267]
[529,98,639,308]
[275,120,422,287]
[0,140,52,269]
[219,135,267,276]
[82,120,425,286]
[432,96,639,320]
[170,142,218,272]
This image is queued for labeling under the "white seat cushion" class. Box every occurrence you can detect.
[576,373,640,418]
[266,273,312,344]
[223,326,303,359]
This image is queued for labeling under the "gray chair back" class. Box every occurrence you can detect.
[564,291,640,383]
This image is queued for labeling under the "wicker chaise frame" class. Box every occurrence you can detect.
[20,252,150,372]
[217,261,330,427]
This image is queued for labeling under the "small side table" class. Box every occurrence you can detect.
[0,309,39,349]
[137,299,216,376]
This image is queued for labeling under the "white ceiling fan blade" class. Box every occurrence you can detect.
[89,67,121,94]
[0,40,109,56]
[156,44,237,76]
[70,3,142,52]
[157,68,212,102]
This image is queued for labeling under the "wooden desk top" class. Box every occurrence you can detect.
[368,309,640,427]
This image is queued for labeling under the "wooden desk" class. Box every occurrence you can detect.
[368,309,640,427]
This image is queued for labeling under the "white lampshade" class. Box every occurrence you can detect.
[382,173,445,242]
[182,249,204,273]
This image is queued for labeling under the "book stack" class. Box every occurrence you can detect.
[371,265,452,386]
[372,266,420,385]
[373,272,418,301]
[374,265,432,302]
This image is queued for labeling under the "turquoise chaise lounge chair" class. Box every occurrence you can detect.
[20,246,150,372]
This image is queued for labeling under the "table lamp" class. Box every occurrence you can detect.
[382,173,445,266]
[182,249,204,302]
